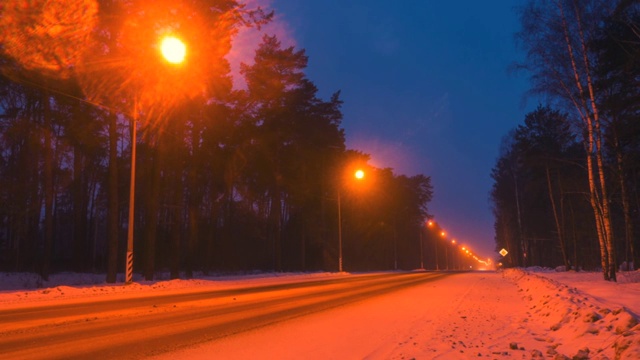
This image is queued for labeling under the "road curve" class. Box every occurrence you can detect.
[0,271,459,360]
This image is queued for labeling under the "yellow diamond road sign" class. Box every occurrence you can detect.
[499,248,508,257]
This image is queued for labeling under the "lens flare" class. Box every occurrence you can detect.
[76,0,237,127]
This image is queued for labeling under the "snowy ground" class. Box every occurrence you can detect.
[1,268,640,359]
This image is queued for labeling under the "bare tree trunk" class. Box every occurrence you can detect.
[106,113,119,283]
[633,171,640,269]
[546,164,568,269]
[203,211,215,276]
[613,131,634,269]
[42,91,53,281]
[300,226,306,271]
[569,198,578,270]
[513,171,525,267]
[143,142,162,281]
[270,187,283,272]
[595,139,616,280]
[556,0,615,280]
[186,204,198,278]
[72,135,87,272]
[185,119,201,279]
[587,150,609,278]
[169,173,183,280]
[572,0,615,281]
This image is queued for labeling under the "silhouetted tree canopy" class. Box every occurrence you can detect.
[0,0,436,278]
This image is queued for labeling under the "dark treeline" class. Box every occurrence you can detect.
[0,0,434,281]
[491,0,640,280]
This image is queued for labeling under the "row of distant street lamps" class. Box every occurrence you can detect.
[336,169,496,272]
[425,220,491,270]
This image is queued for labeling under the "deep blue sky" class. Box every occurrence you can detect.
[267,0,532,258]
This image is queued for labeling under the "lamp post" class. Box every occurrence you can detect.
[125,99,138,284]
[419,227,424,270]
[427,220,439,270]
[337,190,343,272]
[440,231,447,270]
[451,239,457,270]
[444,235,450,270]
[337,168,365,272]
[125,35,186,284]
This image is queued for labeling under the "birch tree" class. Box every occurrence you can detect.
[517,0,618,280]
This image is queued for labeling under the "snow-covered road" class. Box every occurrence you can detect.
[152,271,535,359]
[152,270,640,359]
[0,272,451,359]
[1,269,639,359]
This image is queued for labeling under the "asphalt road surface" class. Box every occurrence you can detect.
[0,271,458,359]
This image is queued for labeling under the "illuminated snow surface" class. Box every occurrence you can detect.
[1,268,640,359]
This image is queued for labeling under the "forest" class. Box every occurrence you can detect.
[491,0,640,281]
[0,0,437,281]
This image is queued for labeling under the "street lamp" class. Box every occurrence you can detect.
[160,36,186,64]
[419,224,424,270]
[125,35,186,284]
[439,231,449,270]
[426,220,440,270]
[451,239,457,270]
[337,168,365,272]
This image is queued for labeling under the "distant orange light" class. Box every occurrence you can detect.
[440,231,446,237]
[354,169,365,179]
[451,239,456,244]
[427,220,434,227]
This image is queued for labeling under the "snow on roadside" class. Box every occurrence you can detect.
[0,271,348,308]
[528,268,640,317]
[2,269,640,359]
[503,268,640,359]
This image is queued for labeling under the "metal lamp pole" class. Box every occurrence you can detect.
[337,169,365,272]
[125,35,186,284]
[126,100,137,284]
[337,191,343,272]
[419,228,424,269]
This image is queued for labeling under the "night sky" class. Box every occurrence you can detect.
[246,0,534,259]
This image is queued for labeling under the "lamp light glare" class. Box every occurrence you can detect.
[161,36,186,64]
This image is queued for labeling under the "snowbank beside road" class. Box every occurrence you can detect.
[0,271,348,308]
[503,268,640,359]
[528,267,640,317]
